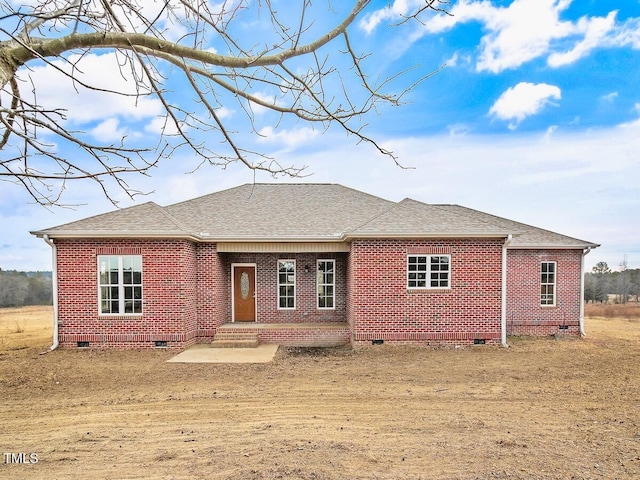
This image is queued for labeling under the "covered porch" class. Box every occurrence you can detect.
[195,243,352,347]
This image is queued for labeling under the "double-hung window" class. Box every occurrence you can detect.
[407,255,451,289]
[317,259,335,309]
[540,261,556,306]
[98,255,142,314]
[278,260,296,309]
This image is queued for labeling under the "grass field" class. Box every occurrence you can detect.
[1,305,639,479]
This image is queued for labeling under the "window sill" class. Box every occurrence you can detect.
[407,288,451,294]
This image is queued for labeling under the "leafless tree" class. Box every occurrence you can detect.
[0,0,446,206]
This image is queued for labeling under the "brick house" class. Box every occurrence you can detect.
[32,183,598,350]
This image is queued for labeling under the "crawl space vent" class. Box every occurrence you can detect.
[77,341,90,348]
[154,340,168,348]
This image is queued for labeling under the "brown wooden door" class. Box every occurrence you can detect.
[233,265,256,322]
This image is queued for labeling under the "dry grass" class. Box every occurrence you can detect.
[585,301,640,320]
[0,305,53,352]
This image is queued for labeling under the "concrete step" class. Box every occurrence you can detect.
[211,331,260,348]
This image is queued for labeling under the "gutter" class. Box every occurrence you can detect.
[579,246,595,337]
[501,234,513,347]
[41,235,59,353]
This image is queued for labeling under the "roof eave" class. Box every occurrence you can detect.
[344,232,512,241]
[198,235,347,243]
[508,243,600,250]
[30,231,201,242]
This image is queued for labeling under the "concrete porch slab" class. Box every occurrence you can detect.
[166,343,279,364]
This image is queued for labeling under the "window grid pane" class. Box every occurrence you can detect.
[99,255,143,314]
[407,255,450,289]
[317,260,335,309]
[540,262,556,305]
[278,260,295,309]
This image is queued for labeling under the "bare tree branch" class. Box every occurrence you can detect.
[0,0,446,206]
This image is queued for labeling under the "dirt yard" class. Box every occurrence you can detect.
[1,306,638,479]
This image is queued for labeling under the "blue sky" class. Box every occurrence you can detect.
[1,0,639,272]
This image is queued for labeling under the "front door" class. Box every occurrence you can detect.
[233,265,256,322]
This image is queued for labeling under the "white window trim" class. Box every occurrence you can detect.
[540,261,557,307]
[317,259,336,310]
[407,254,452,290]
[97,255,143,316]
[277,259,296,310]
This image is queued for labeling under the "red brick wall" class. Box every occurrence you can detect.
[195,244,227,340]
[348,239,504,346]
[55,239,198,349]
[53,237,585,349]
[506,249,583,336]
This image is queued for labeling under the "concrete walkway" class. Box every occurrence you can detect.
[166,343,279,364]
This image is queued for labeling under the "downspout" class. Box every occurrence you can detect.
[41,235,59,352]
[579,247,594,337]
[501,234,513,347]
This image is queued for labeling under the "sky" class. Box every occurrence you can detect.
[1,0,639,272]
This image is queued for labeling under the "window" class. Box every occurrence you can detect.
[98,255,142,314]
[317,260,335,309]
[540,261,556,306]
[407,255,450,289]
[278,260,295,309]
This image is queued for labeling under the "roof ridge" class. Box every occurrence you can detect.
[345,196,401,234]
[401,199,517,234]
[432,203,521,233]
[147,202,193,235]
[32,201,159,234]
[446,205,599,245]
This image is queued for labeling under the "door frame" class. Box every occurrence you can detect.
[231,263,257,322]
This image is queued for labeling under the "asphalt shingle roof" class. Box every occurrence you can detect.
[32,183,598,249]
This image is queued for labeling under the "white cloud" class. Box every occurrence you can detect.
[369,0,638,73]
[248,92,279,116]
[600,92,618,102]
[257,126,318,148]
[489,82,561,129]
[144,116,182,136]
[608,17,640,49]
[22,52,163,124]
[91,118,129,143]
[472,0,574,73]
[359,0,419,34]
[547,11,617,67]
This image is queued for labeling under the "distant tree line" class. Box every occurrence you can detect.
[584,261,639,303]
[0,269,53,307]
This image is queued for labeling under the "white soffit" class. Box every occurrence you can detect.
[216,242,351,253]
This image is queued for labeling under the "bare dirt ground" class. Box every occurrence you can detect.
[1,306,639,479]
